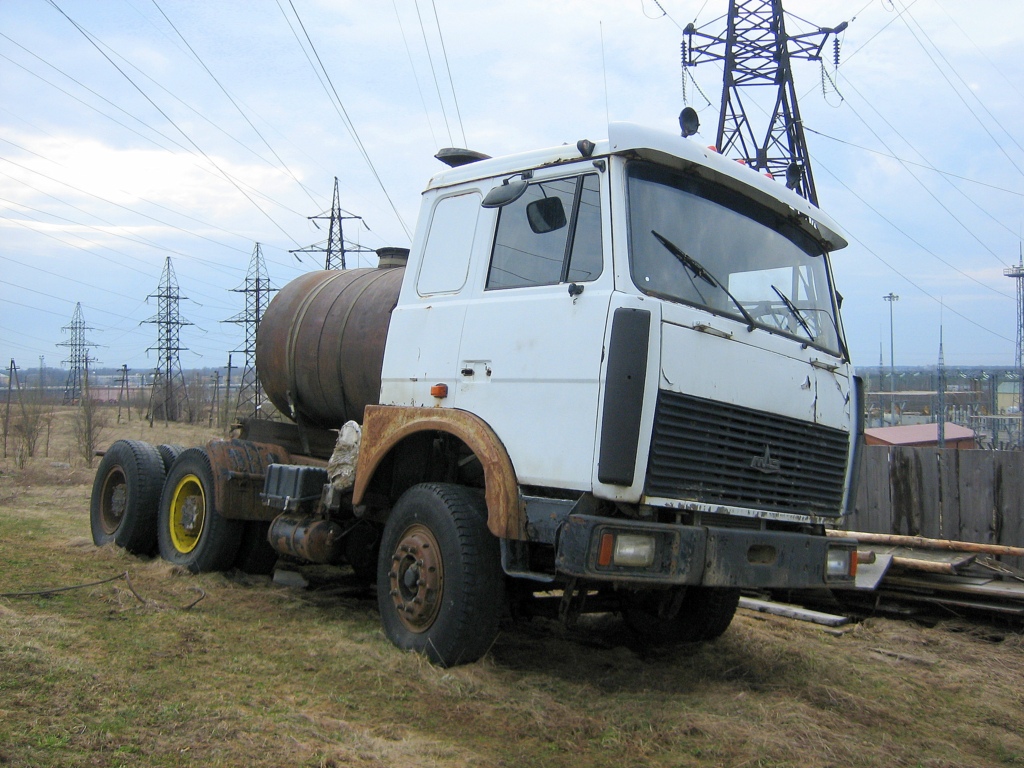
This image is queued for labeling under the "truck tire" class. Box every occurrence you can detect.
[90,440,165,555]
[234,521,278,575]
[625,586,740,644]
[157,447,243,573]
[156,443,186,473]
[376,483,504,667]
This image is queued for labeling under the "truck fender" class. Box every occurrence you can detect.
[205,438,292,521]
[353,405,525,540]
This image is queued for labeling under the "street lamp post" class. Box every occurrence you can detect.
[883,293,899,425]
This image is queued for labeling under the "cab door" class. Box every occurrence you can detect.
[456,168,613,490]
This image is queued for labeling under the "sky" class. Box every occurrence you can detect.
[1,0,1023,378]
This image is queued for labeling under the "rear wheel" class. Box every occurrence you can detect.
[625,586,740,644]
[377,483,503,667]
[157,448,243,573]
[156,443,186,473]
[90,440,165,554]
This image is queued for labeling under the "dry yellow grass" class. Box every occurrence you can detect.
[2,406,1023,767]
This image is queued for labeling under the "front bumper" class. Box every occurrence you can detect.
[555,514,856,589]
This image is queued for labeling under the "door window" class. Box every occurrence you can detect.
[486,174,603,290]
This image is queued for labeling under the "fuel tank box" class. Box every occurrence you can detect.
[261,464,329,513]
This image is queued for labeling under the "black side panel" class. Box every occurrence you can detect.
[598,308,651,485]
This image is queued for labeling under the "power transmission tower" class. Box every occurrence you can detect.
[290,177,374,269]
[116,364,131,423]
[58,302,98,404]
[1005,248,1024,446]
[224,243,276,420]
[682,0,848,205]
[144,257,192,424]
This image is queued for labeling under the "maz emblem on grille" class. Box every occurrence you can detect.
[750,445,782,475]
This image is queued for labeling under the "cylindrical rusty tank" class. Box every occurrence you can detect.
[256,260,405,428]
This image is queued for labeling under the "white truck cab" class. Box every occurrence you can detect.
[382,122,859,523]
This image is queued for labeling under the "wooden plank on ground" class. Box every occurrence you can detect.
[827,530,1024,558]
[738,597,850,626]
[885,574,1024,601]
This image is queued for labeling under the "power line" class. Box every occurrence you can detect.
[817,161,1015,345]
[896,1,1024,177]
[430,0,466,147]
[277,0,412,241]
[392,0,439,148]
[147,0,323,210]
[0,37,315,220]
[413,0,453,146]
[831,76,1012,269]
[44,0,304,248]
[804,127,1024,200]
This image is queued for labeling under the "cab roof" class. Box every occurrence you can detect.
[427,122,848,251]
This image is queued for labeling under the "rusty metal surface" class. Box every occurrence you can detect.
[256,267,403,429]
[354,405,525,540]
[267,514,345,563]
[206,439,291,521]
[386,522,444,632]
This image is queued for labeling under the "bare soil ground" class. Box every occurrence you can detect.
[2,408,1024,767]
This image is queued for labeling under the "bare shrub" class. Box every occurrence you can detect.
[73,374,108,467]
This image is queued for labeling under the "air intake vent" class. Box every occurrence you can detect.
[646,390,848,517]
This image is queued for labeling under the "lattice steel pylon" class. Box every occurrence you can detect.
[682,0,848,206]
[144,257,192,423]
[224,242,276,420]
[290,177,373,269]
[58,302,98,404]
[1005,248,1024,431]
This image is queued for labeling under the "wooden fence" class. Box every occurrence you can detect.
[841,445,1024,564]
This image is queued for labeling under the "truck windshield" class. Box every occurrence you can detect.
[627,161,843,356]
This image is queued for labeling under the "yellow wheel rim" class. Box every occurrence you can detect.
[168,473,206,554]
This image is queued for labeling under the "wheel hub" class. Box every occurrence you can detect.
[388,524,443,633]
[99,468,129,535]
[110,484,126,518]
[179,497,201,532]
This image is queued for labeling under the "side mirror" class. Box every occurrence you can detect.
[526,197,567,234]
[482,179,529,208]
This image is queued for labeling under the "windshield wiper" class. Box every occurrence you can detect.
[771,285,814,340]
[651,230,756,329]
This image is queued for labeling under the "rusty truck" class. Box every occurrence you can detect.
[91,121,861,666]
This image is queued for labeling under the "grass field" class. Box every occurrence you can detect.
[2,407,1023,767]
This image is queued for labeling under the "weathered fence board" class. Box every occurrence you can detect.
[938,449,961,542]
[844,446,1023,568]
[960,450,997,546]
[853,446,891,534]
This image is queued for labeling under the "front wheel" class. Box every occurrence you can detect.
[625,586,740,644]
[157,448,243,573]
[377,483,504,667]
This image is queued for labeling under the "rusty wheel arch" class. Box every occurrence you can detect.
[354,406,525,540]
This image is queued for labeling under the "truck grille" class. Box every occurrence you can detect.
[645,390,848,517]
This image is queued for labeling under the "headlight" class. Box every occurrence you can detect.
[613,534,657,567]
[597,532,657,568]
[825,545,857,580]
